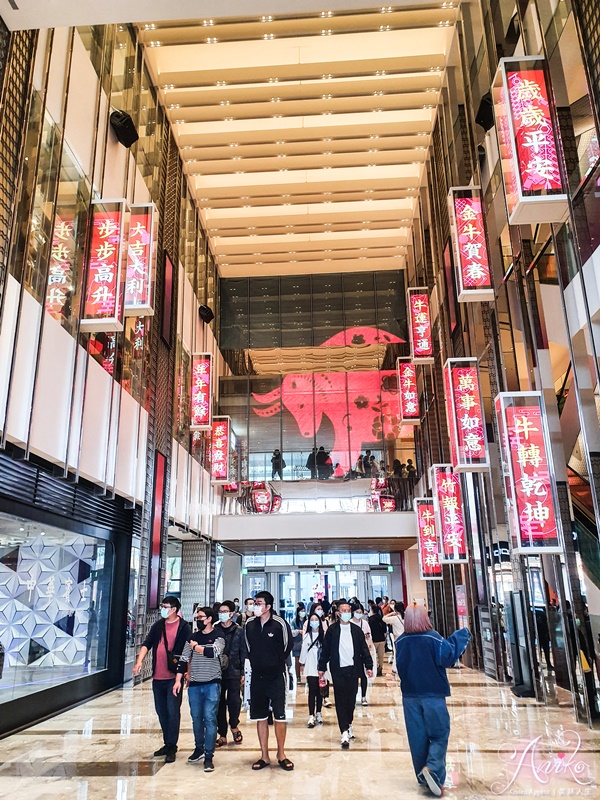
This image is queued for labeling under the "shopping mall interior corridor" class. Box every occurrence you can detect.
[0,664,596,799]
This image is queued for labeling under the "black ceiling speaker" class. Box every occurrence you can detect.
[110,109,139,148]
[475,92,495,132]
[199,305,214,324]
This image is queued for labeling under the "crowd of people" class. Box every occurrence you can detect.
[134,592,470,796]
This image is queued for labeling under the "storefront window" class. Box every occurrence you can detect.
[0,513,113,704]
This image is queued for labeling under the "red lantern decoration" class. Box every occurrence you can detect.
[430,464,468,563]
[81,200,126,332]
[444,358,489,472]
[124,203,155,317]
[495,392,562,553]
[407,288,434,363]
[493,57,568,225]
[210,416,231,484]
[415,498,442,580]
[448,187,494,302]
[380,496,396,513]
[252,487,273,513]
[271,494,282,513]
[397,358,420,424]
[190,354,212,431]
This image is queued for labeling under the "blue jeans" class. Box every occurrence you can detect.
[152,678,183,749]
[188,682,221,757]
[402,696,450,788]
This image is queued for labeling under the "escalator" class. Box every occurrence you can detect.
[567,466,600,590]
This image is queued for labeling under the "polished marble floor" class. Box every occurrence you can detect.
[0,665,598,799]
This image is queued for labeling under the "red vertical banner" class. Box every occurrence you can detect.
[448,187,494,302]
[444,358,489,472]
[397,358,420,424]
[81,200,126,332]
[210,416,231,484]
[430,464,468,563]
[495,393,562,553]
[407,288,434,363]
[493,58,568,225]
[124,203,155,317]
[190,354,212,431]
[46,213,76,319]
[149,451,166,608]
[415,498,442,580]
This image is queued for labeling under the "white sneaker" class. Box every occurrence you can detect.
[361,698,368,706]
[348,724,355,739]
[421,767,442,797]
[315,712,323,725]
[340,730,350,749]
[307,715,315,729]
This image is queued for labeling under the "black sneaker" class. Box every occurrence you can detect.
[187,748,204,763]
[204,757,215,772]
[165,749,177,763]
[153,745,168,757]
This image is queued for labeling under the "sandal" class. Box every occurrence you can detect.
[252,759,270,770]
[278,758,294,771]
[215,737,227,748]
[232,729,243,744]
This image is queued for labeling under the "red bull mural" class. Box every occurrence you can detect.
[252,327,410,470]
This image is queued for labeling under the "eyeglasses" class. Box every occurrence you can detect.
[196,614,207,620]
[254,601,266,607]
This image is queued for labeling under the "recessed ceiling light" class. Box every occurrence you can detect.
[203,19,215,26]
[271,97,281,103]
[322,93,332,100]
[323,150,332,155]
[229,143,238,148]
[224,116,234,121]
[219,100,230,106]
[216,80,227,86]
[322,73,333,80]
[321,29,332,35]
[206,37,218,44]
[373,90,384,97]
[263,33,275,40]
[261,14,273,21]
[379,25,391,31]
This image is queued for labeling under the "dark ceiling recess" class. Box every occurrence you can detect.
[475,92,495,132]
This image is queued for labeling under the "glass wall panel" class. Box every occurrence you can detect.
[0,512,113,704]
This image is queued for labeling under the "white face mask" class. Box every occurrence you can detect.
[246,604,254,613]
[315,609,324,617]
[354,612,363,620]
[253,604,264,616]
[160,607,170,619]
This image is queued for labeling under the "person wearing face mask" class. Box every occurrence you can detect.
[214,601,245,747]
[368,602,387,677]
[350,603,376,705]
[133,596,191,763]
[244,590,294,771]
[383,601,405,674]
[291,604,306,687]
[318,602,373,749]
[174,606,225,773]
[302,603,329,633]
[299,613,325,728]
[241,597,255,626]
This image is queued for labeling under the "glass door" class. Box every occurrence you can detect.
[277,572,297,623]
[243,572,267,602]
[299,570,327,608]
[370,573,388,602]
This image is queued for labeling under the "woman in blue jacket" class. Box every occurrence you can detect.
[395,603,470,797]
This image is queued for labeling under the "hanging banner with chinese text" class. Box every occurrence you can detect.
[81,200,126,332]
[210,416,231,484]
[448,187,494,302]
[190,354,212,431]
[397,358,420,424]
[494,392,562,553]
[492,57,568,225]
[415,497,443,580]
[46,213,76,319]
[444,358,489,472]
[124,203,155,317]
[430,464,468,563]
[407,288,434,363]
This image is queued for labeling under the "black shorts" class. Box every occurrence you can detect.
[250,673,287,722]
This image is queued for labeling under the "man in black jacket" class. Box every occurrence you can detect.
[214,600,245,746]
[318,602,373,749]
[133,596,191,762]
[244,590,294,771]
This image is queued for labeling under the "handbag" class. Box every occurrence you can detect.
[161,621,180,674]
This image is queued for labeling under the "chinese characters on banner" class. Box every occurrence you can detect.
[430,464,468,562]
[210,416,231,484]
[444,359,489,472]
[495,393,562,553]
[493,58,568,225]
[397,358,420,424]
[448,187,494,302]
[415,498,443,580]
[190,354,212,431]
[124,204,155,317]
[46,214,76,319]
[81,201,125,332]
[252,487,273,514]
[407,288,434,363]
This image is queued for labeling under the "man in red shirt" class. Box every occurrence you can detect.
[134,596,191,762]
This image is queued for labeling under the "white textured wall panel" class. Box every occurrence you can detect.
[64,30,98,176]
[29,312,76,464]
[114,388,139,500]
[46,26,71,126]
[0,275,20,431]
[102,122,127,199]
[5,288,42,445]
[175,443,189,525]
[67,344,88,470]
[78,356,111,483]
[182,276,194,354]
[135,407,149,503]
[189,458,201,532]
[169,440,178,519]
[105,384,120,490]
